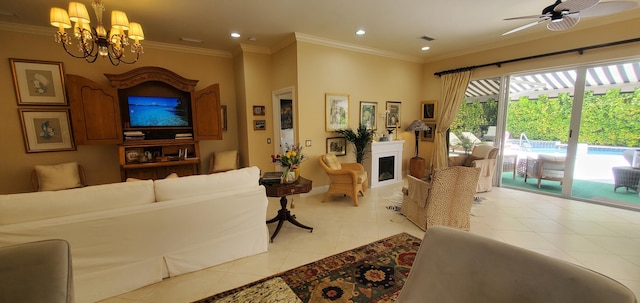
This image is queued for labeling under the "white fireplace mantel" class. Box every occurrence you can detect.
[363,140,404,188]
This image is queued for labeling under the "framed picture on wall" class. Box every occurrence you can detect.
[326,137,347,156]
[385,101,401,128]
[10,59,67,106]
[221,105,228,131]
[325,93,350,131]
[359,101,377,130]
[421,100,437,121]
[253,119,266,130]
[19,108,75,152]
[253,105,265,116]
[421,123,437,142]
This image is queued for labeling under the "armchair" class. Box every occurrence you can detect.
[524,154,566,188]
[448,144,498,192]
[401,166,480,231]
[318,154,368,206]
[396,226,636,303]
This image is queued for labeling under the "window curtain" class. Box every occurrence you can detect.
[433,70,473,169]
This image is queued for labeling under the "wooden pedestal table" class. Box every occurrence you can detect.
[262,176,314,242]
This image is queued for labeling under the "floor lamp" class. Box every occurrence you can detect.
[406,120,430,179]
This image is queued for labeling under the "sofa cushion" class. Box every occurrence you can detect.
[213,150,239,172]
[34,162,82,191]
[0,180,155,225]
[322,154,342,170]
[153,166,261,202]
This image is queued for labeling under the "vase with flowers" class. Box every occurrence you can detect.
[271,144,306,183]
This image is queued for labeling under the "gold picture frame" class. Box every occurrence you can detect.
[253,105,265,116]
[421,100,437,122]
[19,108,75,153]
[359,101,377,130]
[325,93,350,131]
[10,59,67,105]
[221,105,228,131]
[385,101,401,128]
[253,119,266,130]
[421,123,437,142]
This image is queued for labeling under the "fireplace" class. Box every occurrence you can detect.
[363,140,404,188]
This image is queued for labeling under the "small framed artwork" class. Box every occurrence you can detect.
[253,105,265,116]
[280,99,293,130]
[10,59,67,105]
[421,100,437,121]
[326,137,347,156]
[253,119,266,130]
[421,123,437,142]
[221,105,228,131]
[359,101,377,130]
[125,148,144,163]
[19,108,75,153]
[325,93,350,131]
[385,101,401,128]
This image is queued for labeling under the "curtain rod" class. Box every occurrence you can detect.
[434,37,640,77]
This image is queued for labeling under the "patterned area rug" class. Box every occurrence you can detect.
[193,233,421,303]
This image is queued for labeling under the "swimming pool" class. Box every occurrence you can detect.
[506,140,628,156]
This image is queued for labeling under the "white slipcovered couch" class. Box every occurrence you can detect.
[0,166,269,303]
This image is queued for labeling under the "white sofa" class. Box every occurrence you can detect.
[0,166,269,303]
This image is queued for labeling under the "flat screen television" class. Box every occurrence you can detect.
[127,96,190,128]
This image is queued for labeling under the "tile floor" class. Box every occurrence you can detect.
[100,182,640,302]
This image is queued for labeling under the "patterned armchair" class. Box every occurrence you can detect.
[318,154,368,206]
[401,166,480,231]
[448,144,498,192]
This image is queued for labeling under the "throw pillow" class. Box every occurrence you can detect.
[35,162,82,191]
[323,154,342,170]
[213,150,238,172]
[463,155,483,167]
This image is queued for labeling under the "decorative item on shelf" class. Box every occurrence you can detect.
[386,128,395,141]
[335,124,375,164]
[49,0,144,65]
[271,144,306,184]
[406,120,431,179]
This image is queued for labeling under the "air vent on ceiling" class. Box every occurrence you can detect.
[420,35,435,41]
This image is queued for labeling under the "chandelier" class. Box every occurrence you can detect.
[49,0,144,65]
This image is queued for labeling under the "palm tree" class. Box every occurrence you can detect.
[335,125,375,163]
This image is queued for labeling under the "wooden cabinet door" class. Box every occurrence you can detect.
[192,83,222,140]
[66,75,123,145]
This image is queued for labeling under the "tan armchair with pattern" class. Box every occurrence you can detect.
[318,154,368,206]
[401,166,480,231]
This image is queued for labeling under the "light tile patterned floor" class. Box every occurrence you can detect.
[100,182,640,302]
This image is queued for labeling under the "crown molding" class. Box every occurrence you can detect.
[0,21,233,59]
[239,44,271,55]
[294,32,425,63]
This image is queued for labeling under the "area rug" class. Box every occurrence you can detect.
[193,232,421,303]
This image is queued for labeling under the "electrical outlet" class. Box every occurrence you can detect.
[305,140,312,147]
[267,138,271,144]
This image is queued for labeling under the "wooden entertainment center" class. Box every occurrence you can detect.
[66,66,222,180]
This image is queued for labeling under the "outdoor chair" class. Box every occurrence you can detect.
[524,154,566,188]
[448,144,498,192]
[318,154,368,206]
[396,226,637,303]
[401,166,480,231]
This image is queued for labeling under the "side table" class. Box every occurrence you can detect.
[261,176,314,242]
[612,166,640,192]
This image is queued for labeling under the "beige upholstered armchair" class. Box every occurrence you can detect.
[401,166,480,231]
[318,154,368,206]
[525,154,566,188]
[448,144,498,192]
[396,226,636,303]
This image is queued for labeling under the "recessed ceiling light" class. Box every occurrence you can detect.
[355,29,366,35]
[230,32,241,38]
[421,46,430,51]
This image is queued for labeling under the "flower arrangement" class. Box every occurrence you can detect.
[271,144,306,182]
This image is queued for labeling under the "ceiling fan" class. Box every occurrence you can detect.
[503,0,638,35]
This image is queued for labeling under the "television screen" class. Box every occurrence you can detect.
[127,96,189,127]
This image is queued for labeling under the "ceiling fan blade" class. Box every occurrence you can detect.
[504,14,549,20]
[576,0,638,18]
[503,19,548,35]
[547,16,579,31]
[555,0,599,13]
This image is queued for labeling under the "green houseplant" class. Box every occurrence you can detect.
[335,125,375,163]
[455,133,475,154]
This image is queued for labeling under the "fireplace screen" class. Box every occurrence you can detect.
[378,156,394,181]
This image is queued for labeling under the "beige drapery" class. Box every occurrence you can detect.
[433,70,473,169]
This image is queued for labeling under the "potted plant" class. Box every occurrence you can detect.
[335,125,375,163]
[455,133,475,154]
